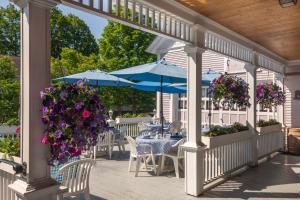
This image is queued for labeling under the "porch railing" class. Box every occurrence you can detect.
[115,117,152,138]
[203,129,283,185]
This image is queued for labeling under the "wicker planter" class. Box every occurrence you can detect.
[288,128,300,155]
[256,124,282,134]
[202,130,251,148]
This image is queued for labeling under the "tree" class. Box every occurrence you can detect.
[0,56,19,125]
[0,4,20,56]
[51,9,99,58]
[0,5,98,58]
[99,22,156,114]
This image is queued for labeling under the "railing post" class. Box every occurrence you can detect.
[9,1,61,199]
[245,63,258,166]
[182,45,206,196]
[275,72,285,150]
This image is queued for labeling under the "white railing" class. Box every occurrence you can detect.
[115,117,152,137]
[0,126,19,140]
[0,153,21,200]
[203,131,253,183]
[62,0,193,43]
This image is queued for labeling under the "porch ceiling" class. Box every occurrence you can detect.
[175,0,300,61]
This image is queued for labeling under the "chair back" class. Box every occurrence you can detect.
[138,122,149,132]
[56,159,96,195]
[96,131,115,150]
[169,121,182,134]
[126,136,138,156]
[173,138,186,158]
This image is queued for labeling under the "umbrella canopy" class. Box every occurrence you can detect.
[110,59,186,83]
[133,81,186,94]
[53,69,134,87]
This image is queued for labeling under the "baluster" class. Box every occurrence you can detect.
[116,0,120,16]
[132,1,136,22]
[151,10,155,29]
[89,0,93,7]
[99,0,103,11]
[158,12,161,31]
[124,0,128,19]
[108,0,112,14]
[139,4,143,25]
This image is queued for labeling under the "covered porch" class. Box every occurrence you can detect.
[1,0,300,199]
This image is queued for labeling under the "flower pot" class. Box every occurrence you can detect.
[202,130,251,148]
[256,124,282,134]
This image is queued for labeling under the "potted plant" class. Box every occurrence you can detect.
[0,127,21,162]
[202,123,250,148]
[256,119,282,134]
[256,83,285,111]
[40,80,108,166]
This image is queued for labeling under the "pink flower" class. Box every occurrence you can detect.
[82,109,90,118]
[40,134,48,144]
[16,127,20,135]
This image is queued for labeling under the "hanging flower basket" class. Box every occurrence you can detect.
[40,80,108,165]
[256,83,285,110]
[209,74,250,109]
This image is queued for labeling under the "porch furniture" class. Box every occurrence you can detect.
[53,159,96,200]
[168,121,182,134]
[112,126,127,152]
[93,131,115,159]
[126,136,157,177]
[161,138,186,178]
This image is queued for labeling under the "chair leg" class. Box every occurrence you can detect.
[93,146,96,160]
[152,155,157,174]
[121,143,125,152]
[135,157,141,177]
[84,189,91,200]
[128,155,133,172]
[173,158,180,178]
[161,155,166,173]
[109,145,112,159]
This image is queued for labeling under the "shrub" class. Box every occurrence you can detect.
[204,122,249,137]
[257,119,280,127]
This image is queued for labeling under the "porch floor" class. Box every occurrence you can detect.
[83,147,300,200]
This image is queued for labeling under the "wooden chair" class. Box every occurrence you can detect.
[161,138,186,178]
[93,131,115,159]
[126,136,156,177]
[54,159,96,200]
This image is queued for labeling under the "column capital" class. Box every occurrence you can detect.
[10,0,60,9]
[184,45,205,55]
[244,63,258,73]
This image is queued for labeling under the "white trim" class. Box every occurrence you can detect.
[288,59,300,67]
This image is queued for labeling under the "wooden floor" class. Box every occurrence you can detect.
[79,147,300,200]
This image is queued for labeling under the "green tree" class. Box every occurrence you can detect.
[99,22,156,114]
[51,9,99,58]
[0,5,98,58]
[0,56,19,125]
[0,4,20,56]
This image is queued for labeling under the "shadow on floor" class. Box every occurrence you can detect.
[202,154,300,199]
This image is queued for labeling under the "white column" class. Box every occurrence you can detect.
[182,45,205,196]
[245,63,258,166]
[275,73,285,125]
[156,92,161,118]
[170,94,178,122]
[9,0,61,199]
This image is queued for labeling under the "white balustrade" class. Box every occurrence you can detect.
[0,126,19,140]
[115,117,152,137]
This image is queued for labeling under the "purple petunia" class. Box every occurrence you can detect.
[55,130,63,139]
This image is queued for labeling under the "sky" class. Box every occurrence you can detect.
[0,0,107,39]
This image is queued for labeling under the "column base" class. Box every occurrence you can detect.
[9,178,62,200]
[181,142,206,196]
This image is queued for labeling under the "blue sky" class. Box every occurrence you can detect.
[1,0,107,39]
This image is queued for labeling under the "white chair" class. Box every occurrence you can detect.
[54,159,96,200]
[168,121,182,134]
[114,126,127,152]
[93,131,115,159]
[161,138,186,178]
[126,136,156,177]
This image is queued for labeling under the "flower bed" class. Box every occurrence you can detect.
[257,119,281,134]
[202,123,250,148]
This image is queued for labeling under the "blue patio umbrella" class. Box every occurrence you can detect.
[53,69,134,87]
[133,81,186,94]
[110,59,186,134]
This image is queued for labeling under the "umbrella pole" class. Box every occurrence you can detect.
[160,76,164,136]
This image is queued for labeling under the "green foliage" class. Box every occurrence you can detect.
[117,113,149,118]
[257,119,280,127]
[205,123,249,137]
[0,56,19,125]
[98,22,156,114]
[51,9,99,58]
[0,137,20,157]
[0,4,20,56]
[0,5,98,58]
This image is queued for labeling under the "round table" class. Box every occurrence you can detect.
[135,135,181,155]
